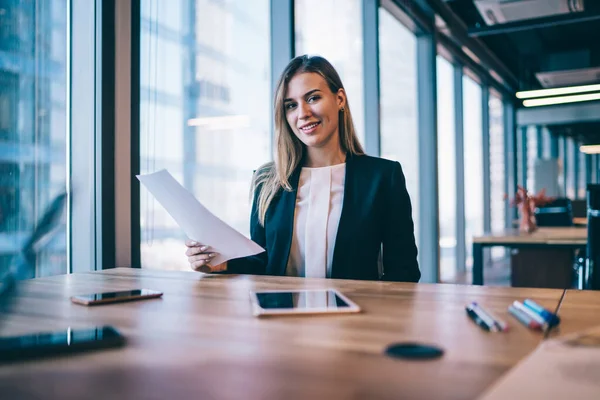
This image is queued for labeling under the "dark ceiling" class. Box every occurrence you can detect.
[549,122,600,145]
[444,0,600,90]
[441,0,600,144]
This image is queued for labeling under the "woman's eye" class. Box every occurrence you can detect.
[285,103,296,110]
[307,96,320,103]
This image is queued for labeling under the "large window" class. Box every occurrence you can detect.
[295,0,365,146]
[378,8,419,249]
[436,56,456,281]
[140,0,271,270]
[489,93,505,234]
[542,126,552,159]
[526,126,537,193]
[558,137,566,195]
[0,0,68,277]
[489,93,505,261]
[463,74,483,270]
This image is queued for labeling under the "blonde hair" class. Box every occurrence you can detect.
[253,55,365,226]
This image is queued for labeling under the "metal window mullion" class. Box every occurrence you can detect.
[593,154,600,183]
[573,140,579,198]
[363,0,380,156]
[454,64,466,274]
[562,137,568,196]
[270,0,294,155]
[596,154,599,184]
[520,126,527,189]
[131,0,141,268]
[70,0,98,273]
[585,154,592,187]
[550,134,559,158]
[416,30,438,283]
[481,85,491,233]
[592,155,595,184]
[504,101,517,227]
[536,125,543,158]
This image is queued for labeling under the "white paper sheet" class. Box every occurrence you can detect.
[137,169,264,266]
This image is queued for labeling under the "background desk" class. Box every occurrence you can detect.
[472,227,587,285]
[0,268,570,399]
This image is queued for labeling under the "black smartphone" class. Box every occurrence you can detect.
[0,325,125,362]
[70,289,163,306]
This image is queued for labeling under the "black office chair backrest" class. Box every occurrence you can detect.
[570,199,587,218]
[534,198,573,227]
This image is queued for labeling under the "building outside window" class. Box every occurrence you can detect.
[463,74,483,271]
[140,0,271,270]
[436,55,456,281]
[295,0,365,146]
[0,0,68,277]
[489,92,505,260]
[378,7,420,252]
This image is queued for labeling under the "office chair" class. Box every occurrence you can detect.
[534,198,573,227]
[570,199,587,219]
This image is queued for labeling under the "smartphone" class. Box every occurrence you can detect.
[0,325,125,362]
[70,289,163,306]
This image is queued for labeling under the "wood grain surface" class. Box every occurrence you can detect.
[0,268,569,400]
[473,227,587,245]
[553,289,600,337]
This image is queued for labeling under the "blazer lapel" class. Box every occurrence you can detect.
[274,164,302,276]
[330,154,356,278]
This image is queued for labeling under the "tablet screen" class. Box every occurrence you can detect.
[255,290,351,310]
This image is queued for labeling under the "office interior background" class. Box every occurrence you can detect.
[1,0,599,285]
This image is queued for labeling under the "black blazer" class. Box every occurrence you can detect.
[228,154,420,282]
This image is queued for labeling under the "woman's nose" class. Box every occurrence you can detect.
[298,102,312,119]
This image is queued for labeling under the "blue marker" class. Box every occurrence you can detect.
[523,299,561,327]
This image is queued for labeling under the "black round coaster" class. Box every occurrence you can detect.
[384,342,444,360]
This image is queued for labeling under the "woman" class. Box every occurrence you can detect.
[185,55,420,282]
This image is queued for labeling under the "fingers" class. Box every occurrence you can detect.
[185,244,211,256]
[185,240,200,247]
[189,255,214,270]
[188,253,215,264]
[185,241,223,273]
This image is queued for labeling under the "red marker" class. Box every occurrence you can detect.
[508,304,542,330]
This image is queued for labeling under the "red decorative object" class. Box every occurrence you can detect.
[506,186,555,233]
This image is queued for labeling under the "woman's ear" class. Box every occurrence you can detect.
[336,88,347,110]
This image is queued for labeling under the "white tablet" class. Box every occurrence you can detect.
[249,289,361,317]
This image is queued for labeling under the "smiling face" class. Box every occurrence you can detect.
[283,72,346,151]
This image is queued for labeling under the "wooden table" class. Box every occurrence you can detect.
[0,268,568,400]
[552,289,600,337]
[472,227,587,285]
[573,217,588,226]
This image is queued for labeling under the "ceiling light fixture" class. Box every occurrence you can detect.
[522,92,600,107]
[516,83,600,99]
[580,145,600,154]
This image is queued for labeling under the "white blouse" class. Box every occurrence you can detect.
[286,163,346,278]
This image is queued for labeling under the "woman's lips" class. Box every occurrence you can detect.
[299,121,320,135]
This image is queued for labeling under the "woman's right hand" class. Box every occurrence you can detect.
[185,240,227,273]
